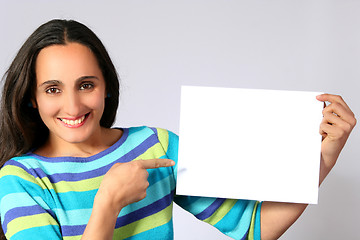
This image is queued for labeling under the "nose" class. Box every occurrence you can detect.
[63,90,81,116]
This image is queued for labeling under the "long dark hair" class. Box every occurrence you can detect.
[0,19,120,239]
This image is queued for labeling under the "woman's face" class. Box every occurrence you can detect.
[34,42,107,145]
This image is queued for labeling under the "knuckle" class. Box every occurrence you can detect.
[109,163,122,172]
[322,108,328,115]
[331,102,340,109]
[352,116,357,127]
[112,162,121,168]
[343,123,352,133]
[337,127,348,138]
[132,161,142,169]
[332,94,343,102]
[336,95,343,100]
[322,111,331,118]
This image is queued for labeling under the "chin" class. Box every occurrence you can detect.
[58,132,92,144]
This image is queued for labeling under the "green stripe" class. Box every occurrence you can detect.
[156,128,169,153]
[113,203,173,239]
[203,199,237,225]
[6,213,58,239]
[0,165,36,184]
[247,201,259,240]
[134,142,167,160]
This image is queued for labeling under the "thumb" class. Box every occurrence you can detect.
[135,159,175,169]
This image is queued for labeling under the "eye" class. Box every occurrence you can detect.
[79,82,94,90]
[45,87,61,94]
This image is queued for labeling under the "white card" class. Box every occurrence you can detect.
[176,86,324,204]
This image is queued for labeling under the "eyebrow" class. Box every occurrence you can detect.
[39,76,100,87]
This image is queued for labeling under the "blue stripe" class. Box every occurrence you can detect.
[115,190,174,228]
[25,128,129,163]
[48,133,159,182]
[254,202,262,240]
[10,225,62,239]
[52,173,175,226]
[2,160,35,178]
[55,208,92,226]
[214,200,247,232]
[2,205,56,233]
[13,130,131,174]
[52,167,175,213]
[123,220,174,240]
[55,190,97,210]
[12,133,159,183]
[0,183,50,213]
[147,167,174,186]
[118,175,175,217]
[241,231,249,240]
[61,191,174,236]
[195,198,226,220]
[226,201,256,239]
[61,224,86,237]
[174,196,217,216]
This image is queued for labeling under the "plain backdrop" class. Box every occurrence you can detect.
[1,1,359,239]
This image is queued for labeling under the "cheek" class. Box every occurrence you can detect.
[86,92,106,113]
[36,97,61,118]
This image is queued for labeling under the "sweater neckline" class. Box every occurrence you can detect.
[27,128,129,162]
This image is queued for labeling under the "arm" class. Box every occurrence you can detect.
[260,94,356,240]
[81,159,175,240]
[0,163,62,240]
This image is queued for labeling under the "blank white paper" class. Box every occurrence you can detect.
[176,86,324,204]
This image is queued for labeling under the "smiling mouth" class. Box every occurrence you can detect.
[59,113,90,127]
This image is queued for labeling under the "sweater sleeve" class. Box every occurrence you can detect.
[0,161,62,240]
[154,128,262,240]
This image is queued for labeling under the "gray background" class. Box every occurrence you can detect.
[1,1,359,239]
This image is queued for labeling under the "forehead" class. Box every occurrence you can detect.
[35,42,102,83]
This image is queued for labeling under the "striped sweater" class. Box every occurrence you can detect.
[0,126,261,239]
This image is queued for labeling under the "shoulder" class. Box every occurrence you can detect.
[0,155,41,199]
[1,154,34,177]
[0,154,45,190]
[126,126,178,143]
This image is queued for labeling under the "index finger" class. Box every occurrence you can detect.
[135,159,175,169]
[316,94,351,111]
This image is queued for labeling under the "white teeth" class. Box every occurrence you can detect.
[61,115,86,126]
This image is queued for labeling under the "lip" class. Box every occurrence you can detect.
[58,113,90,128]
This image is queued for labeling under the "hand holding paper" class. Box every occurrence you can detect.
[316,94,357,185]
[261,93,356,240]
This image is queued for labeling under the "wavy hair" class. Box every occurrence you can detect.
[0,19,120,239]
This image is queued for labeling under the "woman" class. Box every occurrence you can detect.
[0,19,356,240]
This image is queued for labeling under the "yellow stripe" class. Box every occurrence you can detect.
[134,128,169,161]
[113,203,173,239]
[203,199,237,225]
[63,204,173,240]
[134,143,167,161]
[34,176,51,190]
[49,175,103,193]
[156,128,169,153]
[60,129,170,191]
[0,165,36,184]
[247,201,259,240]
[63,235,81,240]
[0,164,102,194]
[6,213,58,239]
